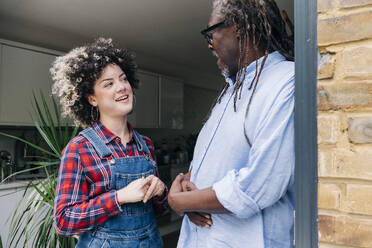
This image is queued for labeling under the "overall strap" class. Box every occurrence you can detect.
[132,130,150,155]
[80,127,112,158]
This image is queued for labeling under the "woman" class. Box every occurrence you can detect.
[52,38,167,247]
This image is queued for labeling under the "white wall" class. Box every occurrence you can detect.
[0,185,29,247]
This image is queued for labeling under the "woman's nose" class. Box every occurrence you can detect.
[116,80,126,92]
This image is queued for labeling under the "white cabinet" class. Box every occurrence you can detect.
[184,85,218,134]
[0,42,183,129]
[128,71,159,128]
[130,73,184,129]
[0,45,56,126]
[160,76,183,129]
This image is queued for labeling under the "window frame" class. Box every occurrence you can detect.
[294,0,319,247]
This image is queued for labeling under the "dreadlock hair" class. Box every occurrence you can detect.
[207,0,294,146]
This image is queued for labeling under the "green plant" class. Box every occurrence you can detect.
[0,91,79,248]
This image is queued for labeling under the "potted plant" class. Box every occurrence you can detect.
[0,91,79,248]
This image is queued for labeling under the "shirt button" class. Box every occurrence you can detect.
[110,159,115,165]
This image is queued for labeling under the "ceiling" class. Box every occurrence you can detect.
[0,0,293,90]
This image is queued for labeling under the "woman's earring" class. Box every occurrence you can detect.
[91,106,99,123]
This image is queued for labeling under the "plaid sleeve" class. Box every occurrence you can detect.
[142,136,169,215]
[53,139,122,236]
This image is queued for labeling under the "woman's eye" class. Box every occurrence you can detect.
[120,77,127,82]
[104,81,113,87]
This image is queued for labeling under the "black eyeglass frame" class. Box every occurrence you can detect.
[200,20,226,45]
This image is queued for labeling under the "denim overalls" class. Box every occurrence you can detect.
[76,127,163,248]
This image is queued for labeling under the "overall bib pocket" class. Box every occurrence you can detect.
[114,169,154,190]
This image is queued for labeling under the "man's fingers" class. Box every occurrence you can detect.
[188,216,205,227]
[184,171,191,181]
[175,173,184,182]
[170,173,184,193]
[194,212,212,225]
[197,212,211,220]
[187,212,212,227]
[181,180,188,192]
[185,181,197,191]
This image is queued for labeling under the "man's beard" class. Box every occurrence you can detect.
[212,51,230,77]
[221,68,229,78]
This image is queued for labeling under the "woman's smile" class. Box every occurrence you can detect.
[88,63,134,120]
[115,94,129,103]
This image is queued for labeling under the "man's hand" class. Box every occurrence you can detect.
[168,173,184,215]
[186,212,212,227]
[169,173,229,217]
[143,175,165,203]
[181,173,212,227]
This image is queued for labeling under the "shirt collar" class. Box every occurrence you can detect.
[92,121,134,144]
[224,51,286,86]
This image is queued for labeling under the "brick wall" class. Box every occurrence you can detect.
[317,0,372,247]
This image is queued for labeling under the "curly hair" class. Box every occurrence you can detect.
[207,0,294,146]
[51,38,139,128]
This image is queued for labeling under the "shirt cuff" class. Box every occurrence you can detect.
[111,190,123,213]
[212,170,260,219]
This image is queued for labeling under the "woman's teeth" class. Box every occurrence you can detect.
[116,95,128,101]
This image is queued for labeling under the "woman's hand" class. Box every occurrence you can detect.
[143,175,165,203]
[117,177,149,204]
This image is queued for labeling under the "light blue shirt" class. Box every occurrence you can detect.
[177,52,295,248]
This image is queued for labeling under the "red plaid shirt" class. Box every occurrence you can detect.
[54,122,168,236]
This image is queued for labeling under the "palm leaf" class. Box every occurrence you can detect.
[0,131,56,158]
[70,126,79,143]
[1,91,79,247]
[39,90,61,154]
[52,94,63,143]
[0,162,57,184]
[31,92,54,142]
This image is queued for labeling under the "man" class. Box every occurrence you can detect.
[168,0,295,247]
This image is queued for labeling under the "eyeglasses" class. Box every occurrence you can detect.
[200,20,226,45]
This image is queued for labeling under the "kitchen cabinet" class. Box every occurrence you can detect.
[0,44,56,126]
[130,73,184,129]
[160,76,183,129]
[128,71,159,128]
[0,42,183,129]
[183,85,218,134]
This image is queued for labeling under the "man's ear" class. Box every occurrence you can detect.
[87,95,97,107]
